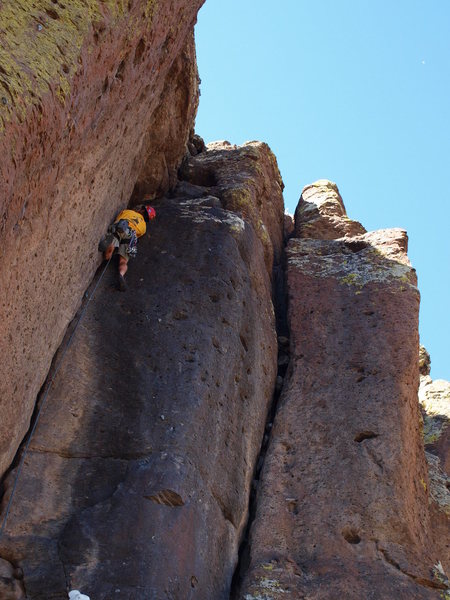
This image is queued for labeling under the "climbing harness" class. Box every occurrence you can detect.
[0,257,112,542]
[127,229,138,256]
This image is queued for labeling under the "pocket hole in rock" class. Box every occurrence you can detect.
[133,38,146,66]
[342,528,361,544]
[354,431,378,443]
[345,240,369,253]
[144,489,184,507]
[45,8,59,19]
[240,335,248,352]
[115,58,126,81]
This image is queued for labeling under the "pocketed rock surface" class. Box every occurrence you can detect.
[294,179,366,239]
[0,199,277,599]
[0,0,204,477]
[419,364,450,572]
[179,140,285,275]
[238,181,448,598]
[1,9,448,593]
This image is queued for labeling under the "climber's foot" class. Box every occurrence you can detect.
[118,274,127,292]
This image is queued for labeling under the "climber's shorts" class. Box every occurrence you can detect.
[111,237,129,261]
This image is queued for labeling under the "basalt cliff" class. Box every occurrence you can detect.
[0,2,448,599]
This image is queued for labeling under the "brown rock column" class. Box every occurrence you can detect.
[0,198,278,599]
[419,354,450,573]
[179,140,285,275]
[0,0,204,477]
[238,181,448,598]
[178,140,287,335]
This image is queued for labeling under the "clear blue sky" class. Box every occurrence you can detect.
[195,0,449,380]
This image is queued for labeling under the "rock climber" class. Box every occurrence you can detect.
[98,203,156,291]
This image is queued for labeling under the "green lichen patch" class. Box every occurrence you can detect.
[0,0,155,127]
[259,578,286,592]
[425,452,450,515]
[423,415,447,445]
[243,563,292,600]
[221,186,273,265]
[224,187,253,212]
[257,218,270,246]
[432,562,450,594]
[303,179,339,194]
[287,237,417,293]
[244,577,288,600]
[419,376,450,445]
[341,272,361,287]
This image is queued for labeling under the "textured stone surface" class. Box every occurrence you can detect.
[0,199,278,599]
[420,375,450,472]
[238,190,448,598]
[129,32,200,201]
[0,0,204,477]
[420,345,432,376]
[179,140,285,274]
[284,213,294,240]
[419,367,450,571]
[294,179,366,239]
[0,557,25,599]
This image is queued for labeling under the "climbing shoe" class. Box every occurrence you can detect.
[98,233,115,253]
[118,274,127,292]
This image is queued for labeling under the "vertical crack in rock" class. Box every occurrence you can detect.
[236,180,449,599]
[144,489,185,508]
[0,138,287,600]
[230,239,291,599]
[57,537,71,595]
[0,0,205,481]
[0,259,112,512]
[377,544,449,591]
[0,137,285,598]
[418,349,450,574]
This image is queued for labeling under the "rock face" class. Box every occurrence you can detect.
[0,181,282,597]
[179,140,285,275]
[0,0,204,477]
[1,10,448,595]
[238,181,448,598]
[0,557,23,600]
[130,36,201,201]
[420,366,450,475]
[419,355,450,572]
[294,179,366,239]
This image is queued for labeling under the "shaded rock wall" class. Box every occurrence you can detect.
[0,0,204,477]
[130,33,200,200]
[238,181,448,598]
[419,356,450,573]
[0,148,284,598]
[1,7,447,594]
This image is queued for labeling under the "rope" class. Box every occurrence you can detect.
[0,257,112,541]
